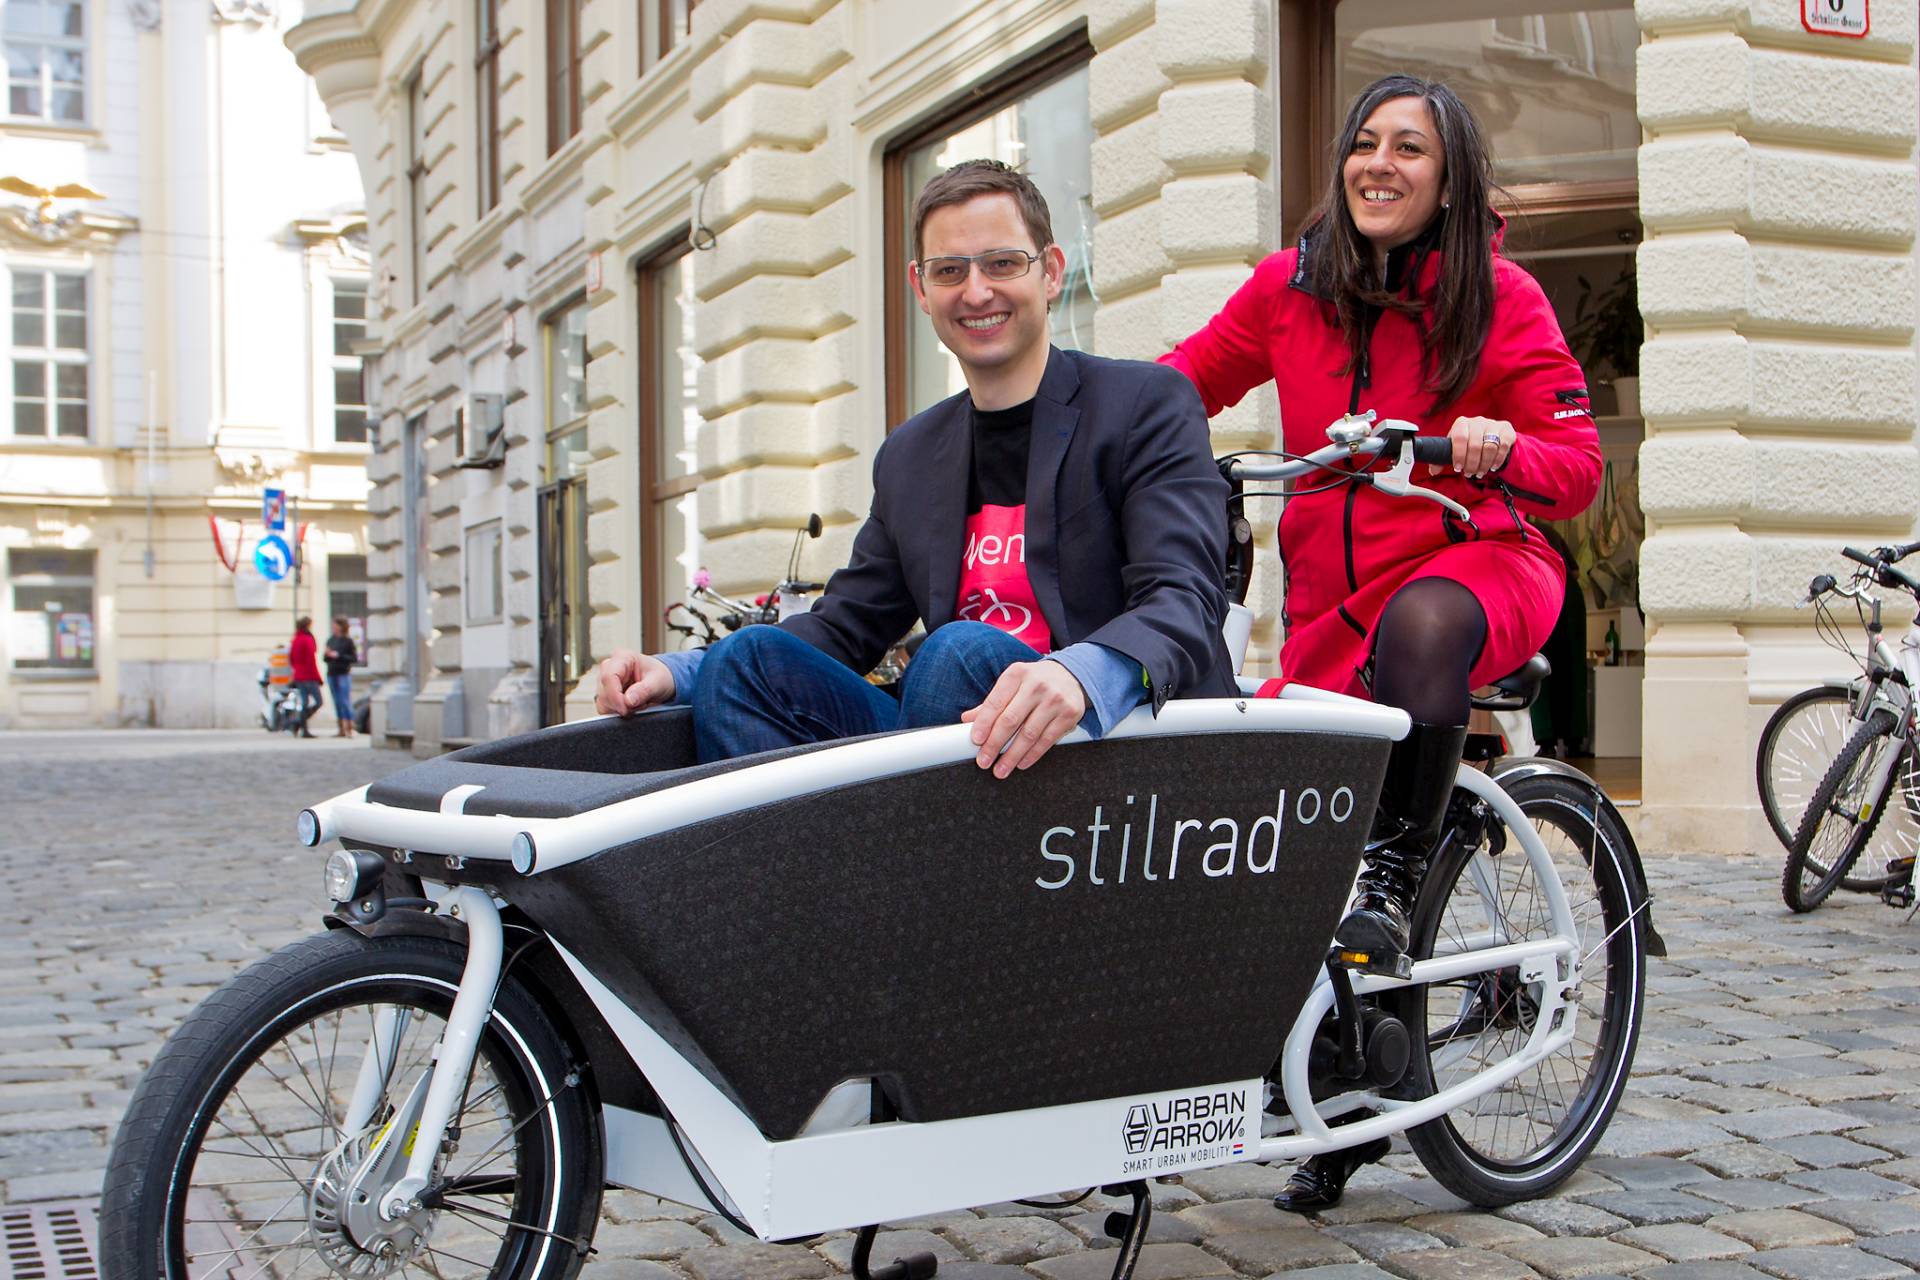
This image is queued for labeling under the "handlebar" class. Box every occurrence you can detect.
[1228,414,1473,524]
[1842,545,1920,598]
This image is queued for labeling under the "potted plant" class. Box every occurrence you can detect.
[1565,266,1641,416]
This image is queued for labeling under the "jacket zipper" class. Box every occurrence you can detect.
[1341,311,1375,593]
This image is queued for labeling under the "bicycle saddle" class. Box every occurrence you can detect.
[1471,653,1551,713]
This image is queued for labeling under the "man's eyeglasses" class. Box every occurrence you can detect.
[914,249,1042,288]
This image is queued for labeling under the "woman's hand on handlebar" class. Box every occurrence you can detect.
[1430,415,1516,479]
[595,648,676,716]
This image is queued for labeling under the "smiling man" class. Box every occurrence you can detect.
[595,159,1235,771]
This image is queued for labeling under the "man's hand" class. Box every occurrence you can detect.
[594,648,676,717]
[960,660,1088,779]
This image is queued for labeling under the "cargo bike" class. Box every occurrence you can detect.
[101,416,1659,1280]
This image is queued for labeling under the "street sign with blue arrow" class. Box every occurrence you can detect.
[255,533,294,582]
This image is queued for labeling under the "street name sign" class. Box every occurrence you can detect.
[1803,0,1869,37]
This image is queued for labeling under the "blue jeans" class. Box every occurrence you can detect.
[327,672,353,721]
[691,622,1041,763]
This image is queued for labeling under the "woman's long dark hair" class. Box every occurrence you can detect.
[1301,75,1500,413]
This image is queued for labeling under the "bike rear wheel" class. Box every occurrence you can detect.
[1758,687,1913,893]
[1388,771,1647,1206]
[100,928,601,1280]
[1783,708,1902,913]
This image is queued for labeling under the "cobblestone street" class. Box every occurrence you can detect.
[12,730,1920,1279]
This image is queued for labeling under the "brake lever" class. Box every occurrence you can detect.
[1371,438,1473,521]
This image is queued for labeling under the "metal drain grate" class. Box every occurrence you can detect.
[0,1201,99,1280]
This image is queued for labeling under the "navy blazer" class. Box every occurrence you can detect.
[783,346,1236,712]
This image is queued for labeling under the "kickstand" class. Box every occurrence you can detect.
[1099,1181,1154,1280]
[850,1224,938,1280]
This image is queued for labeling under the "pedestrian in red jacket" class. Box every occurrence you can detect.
[288,615,323,739]
[1163,74,1601,1208]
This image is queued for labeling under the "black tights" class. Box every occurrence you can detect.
[1369,578,1487,727]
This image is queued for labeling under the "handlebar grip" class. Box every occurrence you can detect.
[1410,436,1454,466]
[1896,540,1920,562]
[1842,546,1878,568]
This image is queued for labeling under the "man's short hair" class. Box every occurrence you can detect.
[911,159,1055,262]
[333,615,349,628]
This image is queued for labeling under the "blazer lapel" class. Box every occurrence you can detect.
[923,396,972,629]
[1024,348,1081,646]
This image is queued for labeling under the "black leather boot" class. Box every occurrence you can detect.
[1273,1137,1392,1213]
[1334,721,1470,959]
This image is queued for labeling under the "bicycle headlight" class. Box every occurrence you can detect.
[324,849,385,904]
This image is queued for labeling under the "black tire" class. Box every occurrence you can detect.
[1387,771,1647,1206]
[100,929,602,1279]
[1756,687,1910,893]
[1783,708,1901,913]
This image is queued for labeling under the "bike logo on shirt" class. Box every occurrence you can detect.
[958,586,1033,636]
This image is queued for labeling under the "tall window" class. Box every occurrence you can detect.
[884,33,1095,424]
[547,0,582,154]
[406,72,428,305]
[476,0,502,213]
[540,298,590,723]
[10,267,86,440]
[331,279,368,443]
[464,520,504,625]
[9,548,93,671]
[545,298,589,480]
[658,0,697,58]
[640,244,703,650]
[4,0,83,125]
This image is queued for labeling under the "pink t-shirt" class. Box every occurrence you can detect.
[955,502,1051,653]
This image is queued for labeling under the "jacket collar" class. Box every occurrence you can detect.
[1288,209,1506,302]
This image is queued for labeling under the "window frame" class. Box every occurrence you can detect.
[463,519,505,625]
[405,70,429,306]
[636,234,701,652]
[3,0,85,127]
[7,264,89,443]
[880,27,1094,429]
[329,277,369,445]
[546,0,582,155]
[1277,0,1638,239]
[658,0,697,59]
[543,293,590,482]
[476,0,503,214]
[8,547,95,672]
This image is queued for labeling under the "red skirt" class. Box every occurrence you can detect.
[1257,533,1565,701]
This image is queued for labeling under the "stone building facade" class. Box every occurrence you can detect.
[0,1,370,729]
[289,0,1918,856]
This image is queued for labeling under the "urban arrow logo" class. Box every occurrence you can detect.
[1123,1105,1151,1154]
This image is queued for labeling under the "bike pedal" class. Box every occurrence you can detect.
[1333,949,1412,980]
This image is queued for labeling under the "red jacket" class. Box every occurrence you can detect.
[289,631,321,683]
[1162,230,1601,696]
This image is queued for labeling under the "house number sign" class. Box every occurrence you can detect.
[1802,0,1868,37]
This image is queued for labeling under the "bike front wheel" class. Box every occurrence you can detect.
[1783,707,1903,913]
[1387,771,1647,1206]
[1757,687,1913,893]
[101,928,602,1280]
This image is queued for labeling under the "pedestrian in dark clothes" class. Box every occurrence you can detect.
[324,616,357,738]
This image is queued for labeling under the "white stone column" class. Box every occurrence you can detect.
[683,0,858,591]
[1089,0,1284,670]
[1636,0,1919,853]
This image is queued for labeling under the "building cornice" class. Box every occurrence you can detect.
[0,208,137,251]
[283,7,380,80]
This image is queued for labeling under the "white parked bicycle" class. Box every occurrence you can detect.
[101,415,1660,1280]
